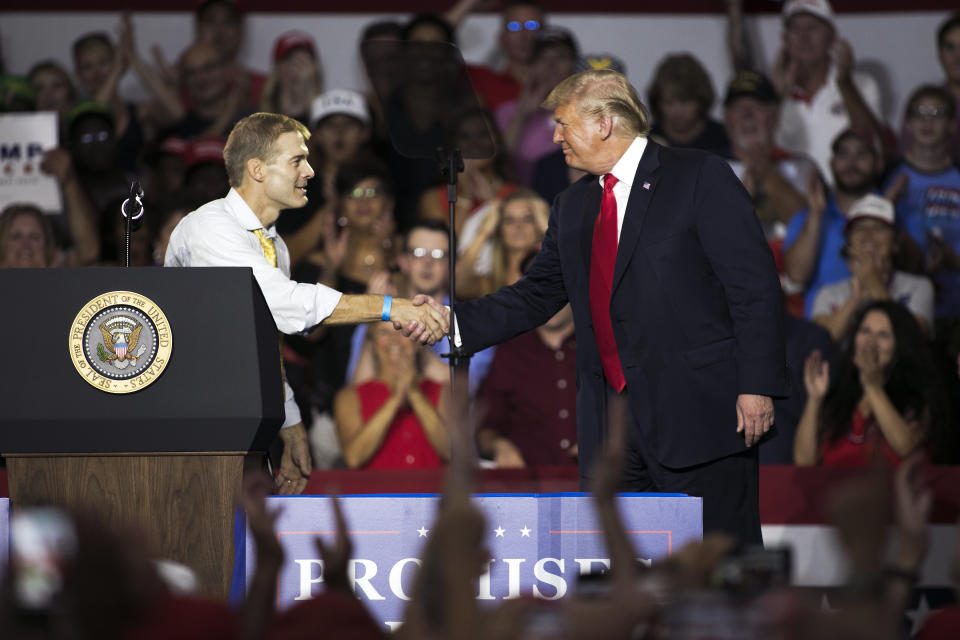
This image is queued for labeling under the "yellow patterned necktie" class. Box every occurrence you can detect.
[252,229,278,267]
[252,228,286,411]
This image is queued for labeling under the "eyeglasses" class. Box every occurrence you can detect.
[79,130,110,145]
[505,20,541,32]
[908,105,949,120]
[348,187,381,200]
[409,247,447,260]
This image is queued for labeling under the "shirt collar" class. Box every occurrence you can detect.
[599,136,647,188]
[225,188,276,236]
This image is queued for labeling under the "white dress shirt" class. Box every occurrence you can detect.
[601,136,648,241]
[165,188,343,428]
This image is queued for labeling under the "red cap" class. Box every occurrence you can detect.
[273,31,316,63]
[185,137,226,170]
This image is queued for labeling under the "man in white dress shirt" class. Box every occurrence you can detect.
[165,112,449,493]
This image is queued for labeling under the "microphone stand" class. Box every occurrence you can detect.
[438,147,472,399]
[121,180,145,268]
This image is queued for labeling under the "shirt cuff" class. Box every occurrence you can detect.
[281,379,302,429]
[451,307,463,348]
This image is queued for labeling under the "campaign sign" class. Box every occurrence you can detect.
[0,499,8,577]
[0,112,62,212]
[245,493,700,628]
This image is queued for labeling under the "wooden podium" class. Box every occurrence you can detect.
[0,268,284,599]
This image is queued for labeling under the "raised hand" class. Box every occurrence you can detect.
[854,341,884,390]
[803,349,830,400]
[314,492,354,594]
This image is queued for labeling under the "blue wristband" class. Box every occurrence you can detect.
[381,295,393,322]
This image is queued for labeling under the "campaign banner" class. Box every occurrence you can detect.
[245,493,701,628]
[0,112,62,213]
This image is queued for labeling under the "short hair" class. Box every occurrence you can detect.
[196,0,242,23]
[937,12,960,49]
[0,204,55,266]
[404,219,450,250]
[543,69,650,138]
[830,127,880,158]
[402,13,456,45]
[72,32,114,61]
[904,84,956,121]
[646,53,716,122]
[334,156,395,200]
[222,112,310,188]
[361,20,403,42]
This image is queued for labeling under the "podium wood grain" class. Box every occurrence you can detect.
[6,454,250,600]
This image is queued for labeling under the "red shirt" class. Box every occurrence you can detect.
[820,407,902,468]
[478,330,578,466]
[467,64,521,112]
[358,379,444,470]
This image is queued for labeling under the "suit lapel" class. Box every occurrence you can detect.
[578,177,603,282]
[612,141,660,295]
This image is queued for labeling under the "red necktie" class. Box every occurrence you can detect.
[589,174,626,392]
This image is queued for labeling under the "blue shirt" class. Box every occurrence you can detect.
[886,162,960,317]
[784,195,850,318]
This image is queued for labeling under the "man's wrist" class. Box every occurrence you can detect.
[381,294,393,322]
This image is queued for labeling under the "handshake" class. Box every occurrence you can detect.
[389,295,451,345]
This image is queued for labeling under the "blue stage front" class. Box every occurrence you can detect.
[245,493,701,627]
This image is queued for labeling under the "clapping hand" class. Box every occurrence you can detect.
[803,349,830,400]
[854,342,884,390]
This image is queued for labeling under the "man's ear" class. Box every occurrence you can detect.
[598,115,614,141]
[246,157,265,184]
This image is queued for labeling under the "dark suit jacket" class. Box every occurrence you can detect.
[457,141,788,475]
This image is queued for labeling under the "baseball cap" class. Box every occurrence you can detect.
[844,194,894,233]
[782,0,834,27]
[184,137,226,170]
[723,71,779,106]
[273,31,316,63]
[310,89,370,127]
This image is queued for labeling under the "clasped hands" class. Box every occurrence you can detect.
[391,295,450,345]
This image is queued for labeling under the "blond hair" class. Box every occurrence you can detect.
[542,69,649,138]
[223,112,311,188]
[491,189,549,291]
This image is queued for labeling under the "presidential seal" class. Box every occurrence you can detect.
[68,291,172,394]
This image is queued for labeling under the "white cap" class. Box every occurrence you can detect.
[310,89,370,127]
[845,194,894,232]
[782,0,834,27]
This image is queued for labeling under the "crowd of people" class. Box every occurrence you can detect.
[2,1,960,469]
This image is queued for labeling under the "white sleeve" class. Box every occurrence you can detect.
[852,71,882,119]
[184,221,342,334]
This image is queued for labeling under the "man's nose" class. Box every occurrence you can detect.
[552,124,562,144]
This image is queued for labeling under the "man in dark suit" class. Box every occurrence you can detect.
[455,70,787,544]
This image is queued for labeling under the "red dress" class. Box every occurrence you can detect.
[357,379,444,470]
[820,407,903,468]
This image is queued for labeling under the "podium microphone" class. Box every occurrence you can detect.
[121,179,145,267]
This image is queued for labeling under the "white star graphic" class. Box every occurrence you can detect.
[520,526,531,537]
[906,593,931,637]
[417,526,428,537]
[494,526,505,537]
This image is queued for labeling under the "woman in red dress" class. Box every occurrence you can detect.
[794,301,946,467]
[333,321,450,469]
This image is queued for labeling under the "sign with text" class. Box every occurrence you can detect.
[0,112,61,212]
[246,493,701,628]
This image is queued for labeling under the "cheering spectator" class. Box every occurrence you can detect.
[794,300,946,467]
[496,27,578,186]
[170,41,252,140]
[783,127,884,317]
[773,0,888,182]
[260,31,324,125]
[27,61,76,122]
[419,109,517,237]
[181,137,230,204]
[0,204,55,268]
[647,53,731,158]
[477,301,576,467]
[811,194,933,340]
[885,86,960,322]
[935,13,960,163]
[191,0,264,107]
[455,188,549,300]
[723,70,815,239]
[72,19,184,168]
[334,321,450,469]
